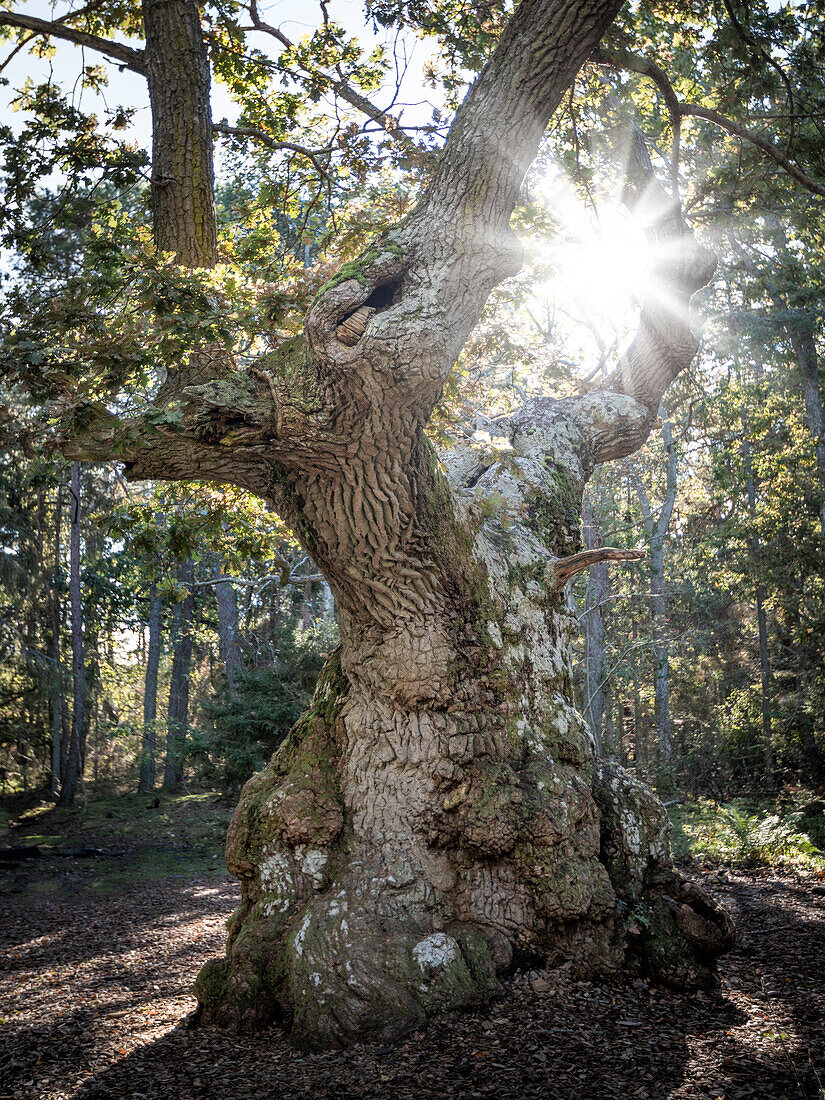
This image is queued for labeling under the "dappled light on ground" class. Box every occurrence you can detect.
[1,868,823,1098]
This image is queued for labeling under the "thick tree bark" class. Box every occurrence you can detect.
[138,581,162,792]
[142,0,216,269]
[193,412,732,1048]
[58,463,85,806]
[56,0,734,1049]
[163,559,195,790]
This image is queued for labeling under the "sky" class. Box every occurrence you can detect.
[0,0,438,151]
[0,1,687,380]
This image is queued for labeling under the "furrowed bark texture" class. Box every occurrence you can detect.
[142,0,217,268]
[192,403,732,1048]
[55,0,735,1049]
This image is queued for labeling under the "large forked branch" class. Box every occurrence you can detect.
[305,0,627,389]
[64,0,630,483]
[0,9,146,73]
[592,46,825,200]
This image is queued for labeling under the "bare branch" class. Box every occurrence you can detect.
[194,572,325,588]
[593,46,825,200]
[244,0,420,158]
[0,9,146,73]
[212,121,335,180]
[554,547,645,585]
[680,103,825,199]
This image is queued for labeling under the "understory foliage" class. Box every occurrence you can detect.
[0,455,338,795]
[194,620,337,794]
[671,797,825,870]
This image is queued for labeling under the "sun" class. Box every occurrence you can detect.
[528,174,658,377]
[551,209,652,322]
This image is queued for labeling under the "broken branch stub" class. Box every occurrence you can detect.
[553,547,646,585]
[336,306,376,347]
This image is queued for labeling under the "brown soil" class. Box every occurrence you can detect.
[1,866,823,1099]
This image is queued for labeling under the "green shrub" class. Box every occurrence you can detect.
[669,798,825,870]
[194,621,338,793]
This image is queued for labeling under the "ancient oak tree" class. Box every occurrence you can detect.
[0,0,742,1048]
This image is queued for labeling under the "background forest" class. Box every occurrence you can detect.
[0,0,823,827]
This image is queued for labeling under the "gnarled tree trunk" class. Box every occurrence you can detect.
[194,408,734,1049]
[59,0,734,1051]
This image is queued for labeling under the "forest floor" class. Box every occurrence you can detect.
[1,793,824,1100]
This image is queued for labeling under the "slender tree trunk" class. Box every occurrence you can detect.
[787,323,825,544]
[49,487,65,797]
[300,580,314,630]
[48,492,66,800]
[213,559,243,700]
[59,463,85,806]
[757,233,825,549]
[581,498,609,755]
[633,414,676,770]
[38,486,62,798]
[742,429,774,787]
[163,559,195,791]
[82,622,99,781]
[603,682,616,757]
[138,582,162,792]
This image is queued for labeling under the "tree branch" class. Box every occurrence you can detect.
[680,103,825,199]
[592,46,825,200]
[212,121,334,180]
[304,0,626,406]
[0,10,146,73]
[244,0,420,159]
[554,547,645,585]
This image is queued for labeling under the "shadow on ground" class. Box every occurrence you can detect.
[1,868,823,1099]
